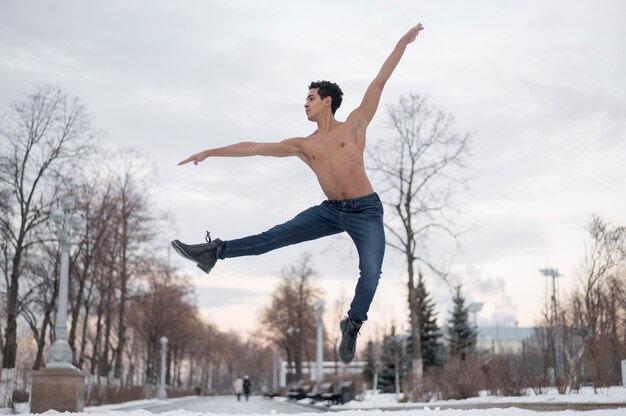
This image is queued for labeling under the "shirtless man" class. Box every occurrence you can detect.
[172,23,424,364]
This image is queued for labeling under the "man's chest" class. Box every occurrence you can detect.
[303,131,362,163]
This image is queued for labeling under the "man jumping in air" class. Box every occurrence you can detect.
[172,23,424,364]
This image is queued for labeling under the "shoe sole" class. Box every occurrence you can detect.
[171,240,214,274]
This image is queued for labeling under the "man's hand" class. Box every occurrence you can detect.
[178,150,208,166]
[401,23,424,45]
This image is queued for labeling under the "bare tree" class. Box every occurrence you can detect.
[105,150,158,381]
[567,215,626,387]
[126,262,194,387]
[260,253,322,382]
[0,85,98,403]
[369,93,470,394]
[19,238,59,370]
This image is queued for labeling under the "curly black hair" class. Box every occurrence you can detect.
[308,80,343,115]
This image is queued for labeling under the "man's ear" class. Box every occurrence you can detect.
[324,96,332,107]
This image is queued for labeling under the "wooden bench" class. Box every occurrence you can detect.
[323,381,355,405]
[306,382,333,403]
[287,383,313,401]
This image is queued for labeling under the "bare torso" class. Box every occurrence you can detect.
[298,121,374,200]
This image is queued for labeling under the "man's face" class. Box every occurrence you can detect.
[304,88,330,120]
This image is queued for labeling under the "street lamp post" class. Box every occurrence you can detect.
[48,197,82,369]
[314,299,325,387]
[539,267,563,381]
[468,302,483,352]
[468,302,483,329]
[158,337,169,400]
[31,197,86,413]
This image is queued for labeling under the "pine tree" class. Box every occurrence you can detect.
[362,340,377,388]
[447,285,476,360]
[407,273,444,370]
[378,326,409,394]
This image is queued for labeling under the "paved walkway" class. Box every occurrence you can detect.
[113,395,324,414]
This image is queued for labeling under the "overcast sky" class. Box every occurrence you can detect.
[1,1,625,341]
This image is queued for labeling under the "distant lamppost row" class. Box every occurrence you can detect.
[48,197,82,369]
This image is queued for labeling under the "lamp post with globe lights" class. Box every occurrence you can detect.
[47,197,83,368]
[31,197,87,413]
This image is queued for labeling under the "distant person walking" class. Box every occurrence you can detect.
[243,375,251,401]
[172,23,424,364]
[233,377,243,402]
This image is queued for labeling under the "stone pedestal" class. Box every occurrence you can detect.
[30,367,86,413]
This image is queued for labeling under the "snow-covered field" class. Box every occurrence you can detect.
[8,387,626,415]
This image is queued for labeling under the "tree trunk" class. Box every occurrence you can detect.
[407,257,423,394]
[69,263,88,361]
[78,301,92,369]
[1,246,22,405]
[90,302,104,375]
[114,199,129,380]
[2,246,22,370]
[33,309,53,370]
[100,285,113,379]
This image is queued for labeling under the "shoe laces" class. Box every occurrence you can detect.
[205,230,212,243]
[346,327,360,350]
[346,319,361,336]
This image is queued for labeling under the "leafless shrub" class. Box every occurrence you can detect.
[481,354,527,397]
[426,357,485,400]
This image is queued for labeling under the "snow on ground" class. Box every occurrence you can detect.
[330,387,626,409]
[82,409,626,416]
[6,387,626,415]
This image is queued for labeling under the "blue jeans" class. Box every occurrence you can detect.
[216,193,385,323]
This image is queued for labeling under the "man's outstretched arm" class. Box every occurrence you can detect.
[178,138,306,166]
[350,23,424,127]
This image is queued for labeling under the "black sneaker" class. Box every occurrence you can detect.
[171,231,222,274]
[338,318,362,364]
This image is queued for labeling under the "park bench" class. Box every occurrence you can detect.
[287,382,313,400]
[306,381,333,403]
[323,380,355,405]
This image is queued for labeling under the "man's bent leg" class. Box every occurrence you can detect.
[218,201,342,259]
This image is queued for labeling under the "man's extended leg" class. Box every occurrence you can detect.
[172,201,343,273]
[218,202,343,258]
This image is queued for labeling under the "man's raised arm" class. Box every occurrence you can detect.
[350,23,424,127]
[178,138,305,166]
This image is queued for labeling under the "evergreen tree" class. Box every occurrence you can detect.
[418,274,445,369]
[362,340,377,387]
[447,285,476,360]
[378,326,409,394]
[406,273,445,370]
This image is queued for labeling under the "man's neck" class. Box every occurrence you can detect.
[314,112,339,134]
